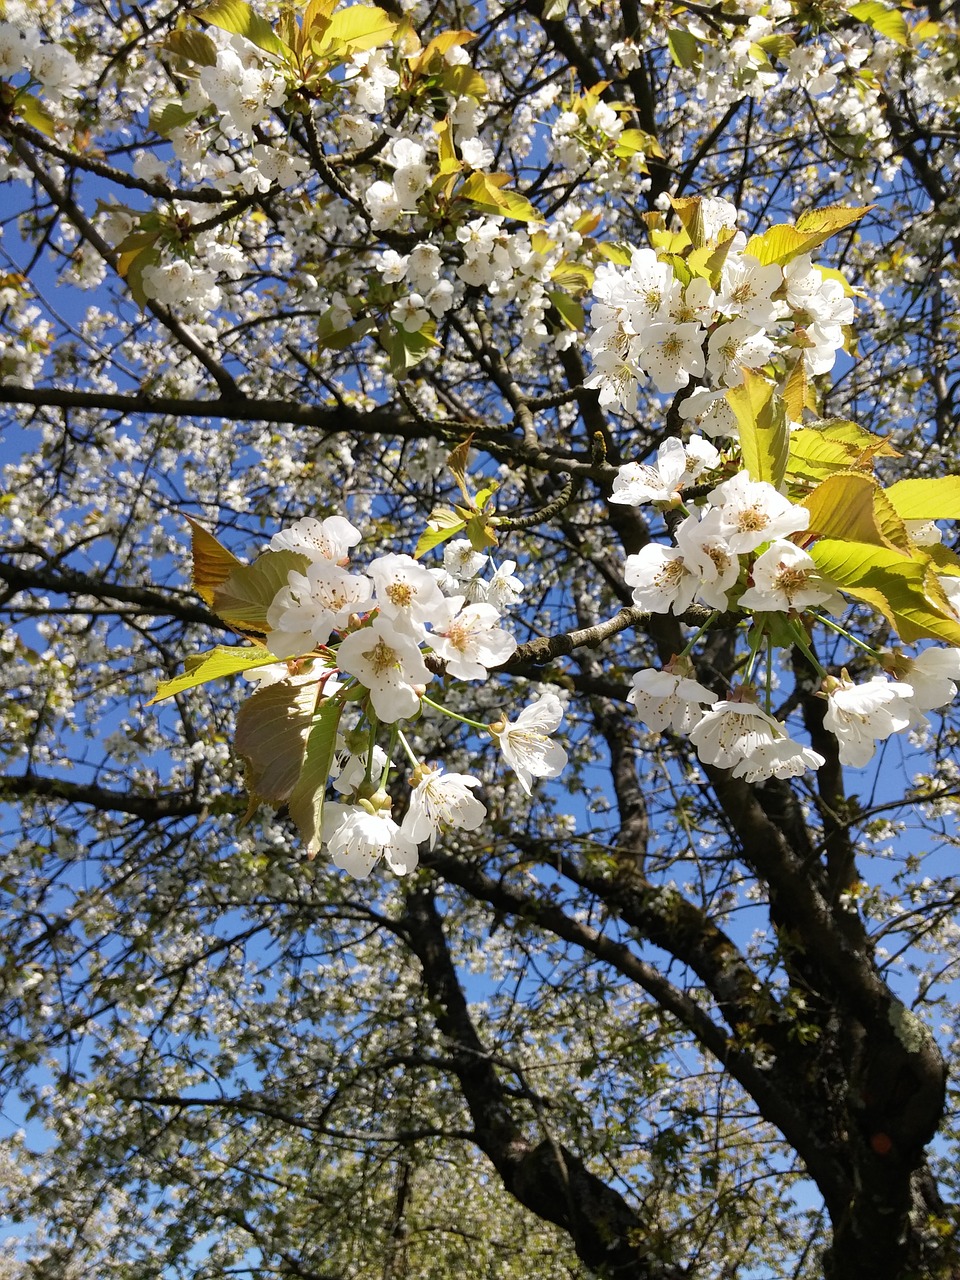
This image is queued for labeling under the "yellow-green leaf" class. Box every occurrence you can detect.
[810,540,960,645]
[667,27,699,68]
[849,1,909,46]
[213,550,311,633]
[235,680,320,807]
[725,369,788,487]
[200,0,287,56]
[547,290,585,330]
[287,695,343,855]
[16,91,56,137]
[317,4,396,54]
[148,644,277,705]
[746,206,871,266]
[415,506,466,559]
[803,472,897,547]
[186,515,244,605]
[163,27,219,65]
[886,475,960,521]
[408,28,476,74]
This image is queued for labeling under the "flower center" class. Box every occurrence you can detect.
[737,507,768,533]
[387,581,413,607]
[364,638,398,675]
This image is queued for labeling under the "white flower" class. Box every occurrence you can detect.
[365,179,402,229]
[331,744,389,796]
[429,599,517,680]
[716,252,782,327]
[624,544,699,614]
[267,562,374,658]
[706,319,775,386]
[324,804,419,877]
[492,692,568,794]
[731,737,825,781]
[628,668,718,733]
[688,698,786,771]
[443,538,487,582]
[897,648,960,712]
[335,618,433,722]
[674,509,740,611]
[707,472,810,554]
[738,541,836,612]
[610,436,688,506]
[679,387,739,439]
[822,674,914,768]
[639,321,706,393]
[369,552,447,637]
[486,560,524,612]
[269,515,362,563]
[401,769,486,847]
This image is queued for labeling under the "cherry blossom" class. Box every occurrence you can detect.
[491,692,568,795]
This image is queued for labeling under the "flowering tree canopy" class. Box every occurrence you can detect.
[3,0,960,1276]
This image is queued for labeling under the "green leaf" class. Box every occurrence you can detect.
[318,4,396,54]
[547,290,585,331]
[150,102,200,136]
[287,696,344,855]
[234,680,319,807]
[886,476,960,521]
[16,91,56,137]
[459,172,541,223]
[810,540,960,645]
[200,0,287,56]
[381,322,440,377]
[725,370,788,487]
[803,472,900,547]
[745,206,870,266]
[667,27,699,68]
[415,506,467,558]
[148,645,277,704]
[786,420,897,483]
[164,28,219,65]
[213,550,311,633]
[849,0,909,46]
[185,516,245,605]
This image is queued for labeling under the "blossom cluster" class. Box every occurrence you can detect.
[585,214,853,418]
[0,20,81,98]
[237,515,567,878]
[616,443,960,779]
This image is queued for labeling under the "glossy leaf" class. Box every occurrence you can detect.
[886,475,960,521]
[810,540,960,644]
[287,696,344,856]
[725,369,788,487]
[213,550,311,633]
[148,645,277,705]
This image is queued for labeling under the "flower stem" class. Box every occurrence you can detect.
[397,728,420,770]
[421,695,491,734]
[812,609,884,659]
[679,610,719,658]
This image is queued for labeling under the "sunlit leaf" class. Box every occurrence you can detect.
[287,696,344,856]
[235,680,319,807]
[317,4,396,55]
[148,645,277,704]
[213,550,311,632]
[810,540,960,645]
[186,516,244,605]
[886,476,960,521]
[725,370,788,487]
[414,507,466,559]
[163,28,219,65]
[200,0,287,56]
[849,0,909,46]
[803,473,899,547]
